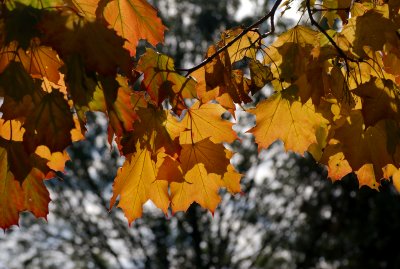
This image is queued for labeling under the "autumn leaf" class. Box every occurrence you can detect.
[103,0,167,56]
[248,59,273,94]
[353,78,400,126]
[3,0,400,228]
[110,142,169,224]
[325,111,400,188]
[264,25,317,84]
[23,89,75,153]
[0,147,24,229]
[160,138,230,213]
[35,145,70,173]
[178,101,238,145]
[338,8,398,58]
[250,86,329,154]
[138,48,197,108]
[0,40,62,84]
[66,0,100,18]
[192,45,252,112]
[121,106,181,157]
[320,143,353,181]
[0,147,50,230]
[0,60,52,121]
[40,12,131,75]
[216,27,261,64]
[22,168,51,219]
[320,0,352,26]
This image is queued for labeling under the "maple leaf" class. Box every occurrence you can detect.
[0,40,62,84]
[4,0,400,228]
[62,55,99,108]
[158,138,230,213]
[21,168,51,219]
[40,11,131,76]
[0,147,24,229]
[216,27,261,64]
[192,45,252,113]
[178,101,238,145]
[105,77,147,141]
[339,8,398,58]
[353,78,400,126]
[0,61,41,120]
[103,0,167,56]
[250,86,329,154]
[35,145,70,174]
[23,89,75,153]
[120,106,181,157]
[320,0,352,26]
[320,143,353,181]
[324,110,400,188]
[248,59,273,94]
[265,25,317,84]
[66,0,100,18]
[0,147,50,230]
[219,150,242,194]
[0,119,34,182]
[138,48,197,110]
[110,142,168,224]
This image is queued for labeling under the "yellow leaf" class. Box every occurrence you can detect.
[392,169,400,192]
[217,27,260,64]
[178,101,238,145]
[250,87,329,154]
[168,139,230,213]
[356,164,379,190]
[110,142,169,224]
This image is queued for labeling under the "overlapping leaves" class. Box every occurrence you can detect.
[2,0,400,229]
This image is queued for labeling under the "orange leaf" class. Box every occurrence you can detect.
[103,0,167,56]
[0,148,50,230]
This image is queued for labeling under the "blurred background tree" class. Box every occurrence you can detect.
[1,1,400,269]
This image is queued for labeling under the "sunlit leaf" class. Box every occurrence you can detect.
[103,0,167,56]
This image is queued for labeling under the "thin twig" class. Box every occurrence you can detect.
[305,0,360,64]
[176,0,283,76]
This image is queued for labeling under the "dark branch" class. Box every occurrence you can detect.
[176,0,283,75]
[305,0,360,63]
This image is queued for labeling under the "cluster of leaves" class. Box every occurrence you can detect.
[1,0,400,230]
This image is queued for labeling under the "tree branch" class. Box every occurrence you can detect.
[305,0,360,63]
[176,0,283,75]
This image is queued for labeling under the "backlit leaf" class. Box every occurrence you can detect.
[103,0,167,56]
[250,86,329,154]
[23,89,75,153]
[178,101,238,145]
[110,142,168,224]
